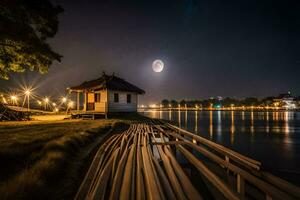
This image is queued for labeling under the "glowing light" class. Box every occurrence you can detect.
[52,103,56,106]
[10,95,18,105]
[152,59,164,72]
[216,105,221,109]
[24,90,31,95]
[55,108,59,112]
[44,98,49,103]
[149,104,158,108]
[68,101,74,108]
[209,111,213,139]
[37,100,42,105]
[62,97,67,103]
[23,88,33,110]
[10,95,17,101]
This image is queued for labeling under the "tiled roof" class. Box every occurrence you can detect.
[69,74,145,94]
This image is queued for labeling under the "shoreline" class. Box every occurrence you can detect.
[140,108,300,112]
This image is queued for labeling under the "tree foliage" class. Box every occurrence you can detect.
[161,99,169,107]
[0,0,63,80]
[159,97,280,108]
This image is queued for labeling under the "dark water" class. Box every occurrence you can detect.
[141,110,300,185]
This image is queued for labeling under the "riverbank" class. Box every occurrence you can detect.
[140,108,300,112]
[0,114,145,199]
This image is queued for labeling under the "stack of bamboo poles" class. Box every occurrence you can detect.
[0,103,28,121]
[75,123,202,200]
[75,121,300,200]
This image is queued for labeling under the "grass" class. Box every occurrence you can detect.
[0,115,144,200]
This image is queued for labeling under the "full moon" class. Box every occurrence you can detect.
[152,59,164,72]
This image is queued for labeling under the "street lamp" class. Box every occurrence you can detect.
[10,95,18,105]
[44,97,49,110]
[62,97,67,103]
[24,90,31,111]
[37,100,42,110]
[68,101,74,108]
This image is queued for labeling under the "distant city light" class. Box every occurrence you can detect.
[149,104,158,108]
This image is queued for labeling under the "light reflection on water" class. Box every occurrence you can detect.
[142,110,300,185]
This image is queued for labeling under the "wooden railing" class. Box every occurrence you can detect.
[164,123,300,200]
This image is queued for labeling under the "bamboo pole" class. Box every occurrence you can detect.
[75,122,299,200]
[177,145,241,200]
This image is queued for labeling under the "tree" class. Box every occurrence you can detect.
[222,97,240,107]
[0,0,63,80]
[242,97,259,106]
[161,99,169,107]
[170,99,178,107]
[261,96,275,106]
[179,99,186,107]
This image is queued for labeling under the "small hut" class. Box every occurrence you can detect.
[68,73,145,115]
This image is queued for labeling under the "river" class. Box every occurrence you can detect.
[141,110,300,186]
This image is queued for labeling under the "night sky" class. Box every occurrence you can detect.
[1,0,300,104]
